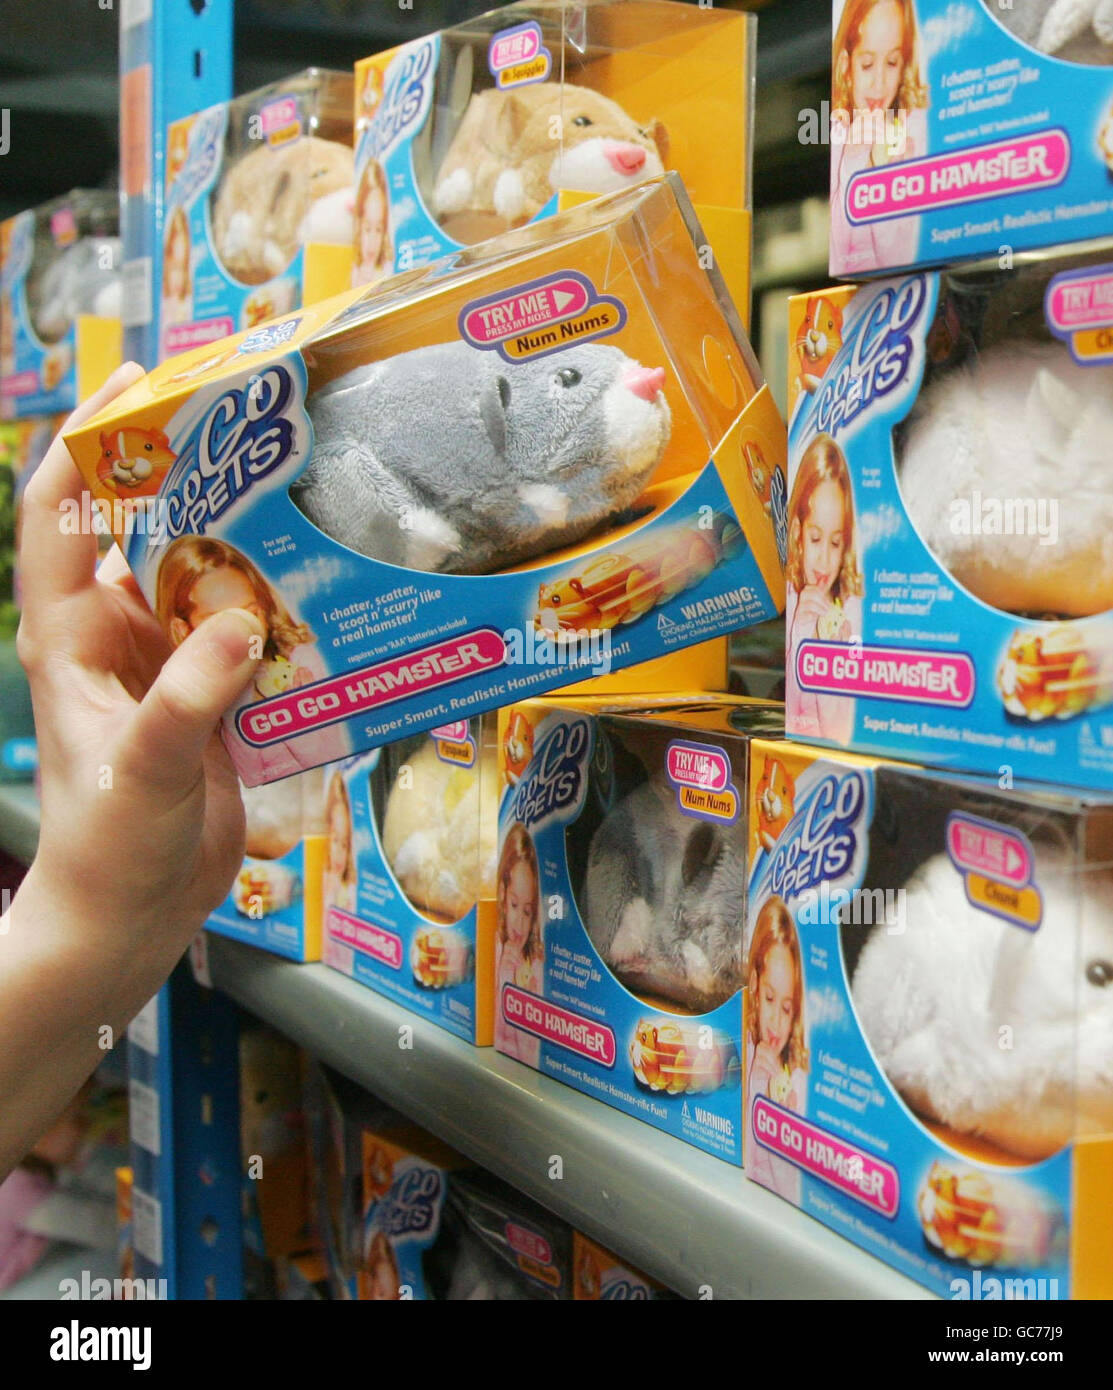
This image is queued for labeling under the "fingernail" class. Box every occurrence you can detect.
[108,361,146,391]
[205,608,265,668]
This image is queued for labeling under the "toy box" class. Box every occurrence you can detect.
[64,175,786,788]
[572,1230,676,1299]
[359,1134,573,1300]
[119,0,233,369]
[160,70,356,362]
[205,770,326,961]
[744,735,1113,1300]
[0,192,122,419]
[494,694,783,1163]
[353,0,754,319]
[306,1065,573,1299]
[322,717,497,1044]
[829,0,1113,277]
[786,245,1113,792]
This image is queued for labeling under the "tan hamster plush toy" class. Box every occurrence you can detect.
[433,83,667,229]
[382,739,498,921]
[212,136,354,285]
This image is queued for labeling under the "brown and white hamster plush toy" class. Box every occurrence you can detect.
[432,83,667,230]
[211,136,355,285]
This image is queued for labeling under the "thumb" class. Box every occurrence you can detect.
[124,608,265,785]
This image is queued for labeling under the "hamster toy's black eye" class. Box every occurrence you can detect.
[1086,959,1113,987]
[144,442,153,451]
[556,368,581,388]
[573,115,593,127]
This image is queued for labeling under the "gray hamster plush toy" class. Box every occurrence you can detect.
[293,340,670,575]
[583,780,744,1014]
[851,850,1113,1160]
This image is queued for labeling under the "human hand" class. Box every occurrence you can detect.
[16,363,265,1005]
[752,1042,781,1093]
[794,584,832,639]
[294,665,314,688]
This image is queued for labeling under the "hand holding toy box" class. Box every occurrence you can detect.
[494,695,783,1162]
[322,717,498,1044]
[744,736,1113,1299]
[64,175,786,787]
[0,191,122,418]
[161,69,355,361]
[829,0,1113,276]
[353,0,754,316]
[786,243,1113,791]
[205,769,327,961]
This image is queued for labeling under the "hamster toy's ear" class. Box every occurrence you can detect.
[1027,366,1082,462]
[681,821,718,886]
[494,90,531,146]
[479,373,510,458]
[646,119,669,165]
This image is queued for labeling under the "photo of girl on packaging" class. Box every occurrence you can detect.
[323,770,357,914]
[830,0,929,273]
[353,159,392,288]
[494,822,543,1067]
[744,896,809,1205]
[155,535,350,780]
[785,433,862,746]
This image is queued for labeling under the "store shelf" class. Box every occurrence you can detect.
[205,933,932,1301]
[0,782,931,1300]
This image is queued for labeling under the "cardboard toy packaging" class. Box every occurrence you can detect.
[744,735,1113,1299]
[786,244,1113,792]
[160,70,356,361]
[118,0,233,369]
[64,175,786,787]
[494,694,783,1163]
[829,0,1113,276]
[572,1231,676,1299]
[305,1065,573,1300]
[0,191,121,419]
[322,716,498,1044]
[353,0,754,318]
[205,769,326,961]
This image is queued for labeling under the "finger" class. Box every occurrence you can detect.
[122,608,264,788]
[20,363,146,605]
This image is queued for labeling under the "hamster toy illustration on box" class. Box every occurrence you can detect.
[502,711,534,786]
[997,623,1113,723]
[793,295,842,395]
[584,778,744,1015]
[916,1161,1060,1269]
[433,83,666,232]
[535,522,727,636]
[95,427,175,500]
[751,753,795,856]
[294,340,671,576]
[629,1017,738,1094]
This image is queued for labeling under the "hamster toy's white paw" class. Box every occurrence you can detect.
[610,898,653,966]
[433,167,473,216]
[402,507,461,572]
[493,168,526,223]
[680,940,716,1000]
[517,482,571,527]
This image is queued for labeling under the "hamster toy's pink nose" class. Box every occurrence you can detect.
[605,143,647,176]
[623,365,666,401]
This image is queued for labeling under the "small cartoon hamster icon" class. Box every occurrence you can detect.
[254,655,296,699]
[753,755,795,857]
[795,296,843,394]
[96,426,175,499]
[745,442,772,514]
[503,710,534,785]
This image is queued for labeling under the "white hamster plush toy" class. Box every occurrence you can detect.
[899,342,1113,617]
[382,739,498,921]
[851,850,1113,1160]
